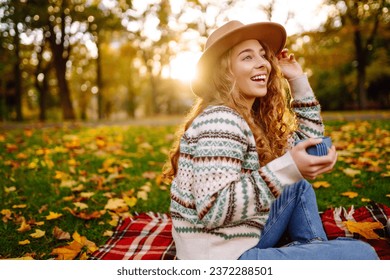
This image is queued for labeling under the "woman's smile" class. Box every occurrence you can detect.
[230,39,271,106]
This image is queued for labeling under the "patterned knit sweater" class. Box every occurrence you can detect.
[170,75,324,259]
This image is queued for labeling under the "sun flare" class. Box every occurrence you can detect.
[169,51,202,82]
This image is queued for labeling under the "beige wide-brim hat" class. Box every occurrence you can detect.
[191,20,287,97]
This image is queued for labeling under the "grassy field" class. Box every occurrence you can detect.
[0,119,389,259]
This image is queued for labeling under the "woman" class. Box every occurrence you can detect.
[163,21,378,260]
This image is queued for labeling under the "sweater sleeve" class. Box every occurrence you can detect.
[187,108,301,230]
[289,74,324,141]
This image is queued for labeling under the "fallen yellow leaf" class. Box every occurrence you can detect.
[60,179,77,188]
[341,191,359,198]
[17,217,31,233]
[123,195,137,208]
[137,190,148,201]
[361,198,371,202]
[18,239,30,245]
[12,204,27,209]
[80,192,95,198]
[67,158,79,166]
[343,168,361,177]
[4,186,16,193]
[51,240,83,260]
[51,231,98,260]
[343,220,384,239]
[30,229,46,239]
[312,181,331,189]
[71,184,84,192]
[54,170,68,180]
[103,230,113,237]
[46,211,63,220]
[72,231,98,253]
[104,198,128,211]
[28,161,38,169]
[1,209,12,222]
[73,202,88,210]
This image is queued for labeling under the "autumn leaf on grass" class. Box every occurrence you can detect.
[73,202,88,210]
[80,192,95,199]
[4,186,16,193]
[1,209,12,222]
[6,143,18,153]
[12,204,27,209]
[104,198,128,212]
[342,168,361,177]
[73,231,98,253]
[137,191,148,201]
[54,170,68,180]
[312,181,331,189]
[53,226,71,240]
[123,195,137,208]
[51,240,83,260]
[30,229,45,239]
[341,191,359,199]
[60,179,77,188]
[46,211,63,220]
[142,171,157,180]
[19,239,30,245]
[343,221,384,239]
[103,230,113,237]
[381,171,390,178]
[63,207,104,220]
[51,231,97,260]
[17,217,31,233]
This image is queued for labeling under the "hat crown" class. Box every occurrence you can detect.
[205,21,244,51]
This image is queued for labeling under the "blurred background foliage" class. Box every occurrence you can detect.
[0,0,389,122]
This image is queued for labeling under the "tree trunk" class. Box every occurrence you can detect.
[48,22,75,120]
[14,26,23,121]
[52,48,75,120]
[96,36,103,120]
[354,29,368,110]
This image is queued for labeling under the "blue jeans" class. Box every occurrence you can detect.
[239,180,378,260]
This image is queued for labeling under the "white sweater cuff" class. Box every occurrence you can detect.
[288,74,314,100]
[266,151,303,187]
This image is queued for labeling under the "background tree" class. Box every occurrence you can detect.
[0,0,30,121]
[323,0,388,109]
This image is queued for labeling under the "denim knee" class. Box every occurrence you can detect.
[333,238,379,260]
[239,238,379,260]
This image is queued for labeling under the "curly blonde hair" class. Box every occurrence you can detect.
[163,42,297,182]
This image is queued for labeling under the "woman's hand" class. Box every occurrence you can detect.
[277,48,304,80]
[290,138,338,180]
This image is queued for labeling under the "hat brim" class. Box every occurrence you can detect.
[192,22,286,96]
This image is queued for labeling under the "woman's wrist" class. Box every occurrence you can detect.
[287,72,306,82]
[288,74,314,99]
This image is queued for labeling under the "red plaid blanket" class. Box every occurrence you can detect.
[89,212,176,260]
[321,203,390,260]
[90,203,389,260]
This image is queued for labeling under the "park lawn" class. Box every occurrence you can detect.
[0,119,389,259]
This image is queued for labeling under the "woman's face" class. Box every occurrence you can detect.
[230,39,271,106]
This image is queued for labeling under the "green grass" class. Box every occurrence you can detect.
[0,120,389,259]
[312,120,390,211]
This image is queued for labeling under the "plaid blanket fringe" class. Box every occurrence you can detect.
[90,203,390,260]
